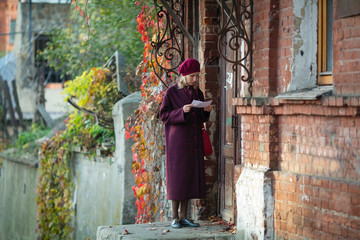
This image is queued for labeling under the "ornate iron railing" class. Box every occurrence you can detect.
[217,0,253,96]
[150,0,253,94]
[151,0,190,88]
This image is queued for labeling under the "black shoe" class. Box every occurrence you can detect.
[180,218,200,227]
[171,218,182,228]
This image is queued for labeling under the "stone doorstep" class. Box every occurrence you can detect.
[96,221,235,240]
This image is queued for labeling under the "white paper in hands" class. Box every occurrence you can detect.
[191,100,213,108]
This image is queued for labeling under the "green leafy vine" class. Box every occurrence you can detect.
[36,67,121,239]
[126,0,175,223]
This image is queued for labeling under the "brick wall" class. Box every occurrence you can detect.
[232,0,360,238]
[0,0,18,52]
[181,0,360,237]
[252,0,273,97]
[0,2,8,52]
[235,95,360,238]
[194,0,220,219]
[333,6,360,95]
[275,0,293,94]
[273,171,360,239]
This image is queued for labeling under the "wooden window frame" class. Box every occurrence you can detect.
[318,0,333,85]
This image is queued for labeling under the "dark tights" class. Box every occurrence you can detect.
[171,200,188,220]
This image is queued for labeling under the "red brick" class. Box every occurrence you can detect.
[321,199,329,209]
[310,178,322,187]
[321,221,329,232]
[348,184,360,195]
[321,179,329,188]
[287,222,297,233]
[348,228,360,239]
[323,97,330,106]
[280,221,287,231]
[328,223,342,235]
[329,181,342,192]
[351,206,360,217]
[296,226,303,235]
[351,219,360,229]
[303,226,314,239]
[349,97,359,106]
[319,188,331,198]
[293,214,303,225]
[329,97,337,106]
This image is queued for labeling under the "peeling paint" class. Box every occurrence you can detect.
[356,152,360,174]
[260,142,265,152]
[226,117,232,126]
[225,72,233,90]
[301,176,310,203]
[288,0,317,92]
[236,168,274,240]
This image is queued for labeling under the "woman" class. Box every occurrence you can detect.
[159,58,212,228]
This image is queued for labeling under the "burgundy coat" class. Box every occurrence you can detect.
[160,83,210,200]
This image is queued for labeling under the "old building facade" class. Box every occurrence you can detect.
[157,0,360,239]
[14,2,70,119]
[0,0,18,54]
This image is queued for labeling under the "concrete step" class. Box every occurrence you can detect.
[96,220,235,240]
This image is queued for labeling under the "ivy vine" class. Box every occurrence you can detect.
[36,67,121,239]
[126,0,175,223]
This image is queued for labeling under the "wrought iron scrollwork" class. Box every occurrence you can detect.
[151,0,186,88]
[217,0,253,96]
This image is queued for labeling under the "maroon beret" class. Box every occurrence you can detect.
[178,58,200,76]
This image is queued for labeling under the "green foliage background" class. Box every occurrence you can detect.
[42,0,145,78]
[34,1,151,237]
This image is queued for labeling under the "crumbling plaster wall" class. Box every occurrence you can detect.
[289,0,318,92]
[236,168,274,240]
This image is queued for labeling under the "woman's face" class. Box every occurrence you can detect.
[185,72,200,86]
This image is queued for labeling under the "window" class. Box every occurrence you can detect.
[35,34,68,84]
[318,0,333,85]
[9,20,16,44]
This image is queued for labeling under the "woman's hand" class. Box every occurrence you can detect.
[204,105,213,112]
[183,104,193,113]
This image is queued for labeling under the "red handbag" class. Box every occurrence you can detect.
[202,124,213,156]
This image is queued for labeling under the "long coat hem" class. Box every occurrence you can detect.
[160,83,210,201]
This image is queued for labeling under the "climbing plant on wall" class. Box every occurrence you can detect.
[36,67,121,239]
[125,0,175,223]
